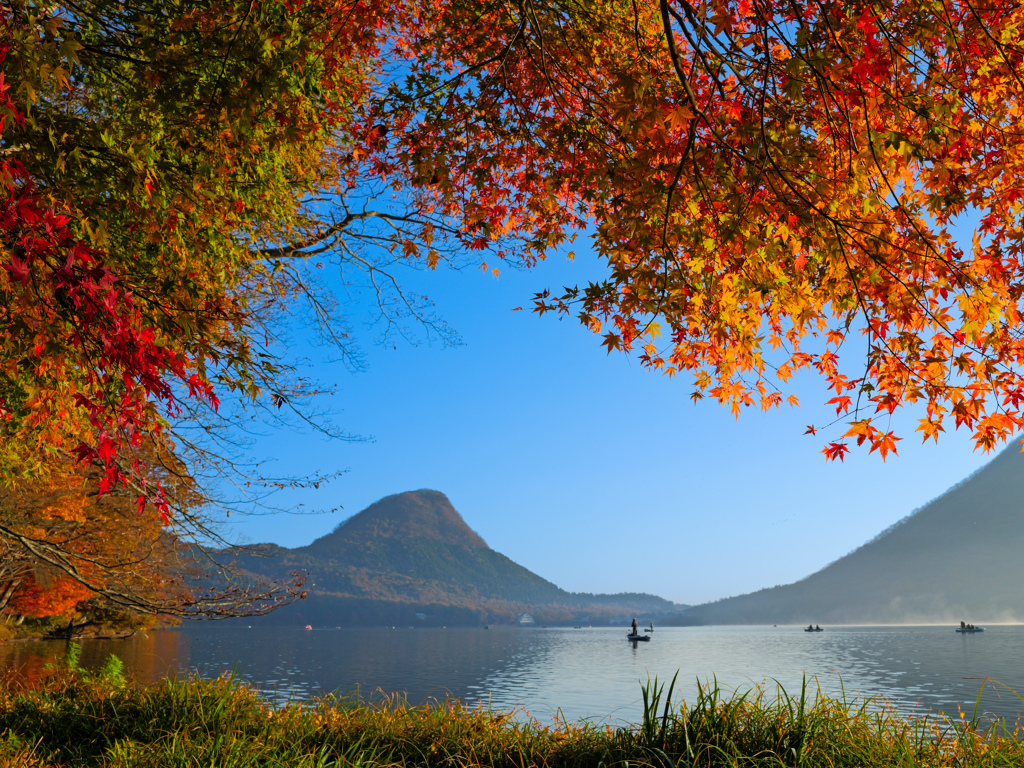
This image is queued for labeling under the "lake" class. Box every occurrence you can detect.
[2,624,1021,726]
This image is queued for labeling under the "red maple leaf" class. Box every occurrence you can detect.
[822,442,849,462]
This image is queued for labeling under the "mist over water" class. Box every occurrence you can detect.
[2,625,1021,726]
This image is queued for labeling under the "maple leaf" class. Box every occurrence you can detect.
[4,256,30,285]
[822,442,849,462]
[826,395,853,415]
[870,431,901,460]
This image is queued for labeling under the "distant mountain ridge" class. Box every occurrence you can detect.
[675,441,1024,625]
[233,490,684,626]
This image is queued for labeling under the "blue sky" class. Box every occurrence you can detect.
[222,246,1002,606]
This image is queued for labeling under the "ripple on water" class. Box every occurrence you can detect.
[0,625,1021,726]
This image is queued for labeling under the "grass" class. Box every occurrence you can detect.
[0,651,1022,767]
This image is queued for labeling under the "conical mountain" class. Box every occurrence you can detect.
[299,489,563,602]
[233,490,682,626]
[680,441,1024,625]
[303,489,489,567]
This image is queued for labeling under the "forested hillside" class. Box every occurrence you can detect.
[675,441,1024,625]
[230,491,683,626]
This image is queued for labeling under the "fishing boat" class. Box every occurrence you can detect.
[955,626,985,633]
[626,633,651,642]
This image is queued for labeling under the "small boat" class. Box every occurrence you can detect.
[626,633,651,642]
[304,625,312,630]
[804,627,824,632]
[644,627,653,633]
[956,627,985,633]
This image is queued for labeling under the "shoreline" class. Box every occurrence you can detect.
[1,667,1021,766]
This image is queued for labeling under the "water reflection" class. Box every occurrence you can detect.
[0,631,183,690]
[0,625,1020,726]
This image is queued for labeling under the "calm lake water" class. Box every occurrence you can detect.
[2,624,1022,726]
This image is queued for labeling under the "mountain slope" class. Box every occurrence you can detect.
[678,441,1024,625]
[234,490,682,625]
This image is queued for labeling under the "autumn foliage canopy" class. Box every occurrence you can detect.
[378,0,1024,461]
[0,0,371,624]
[1,0,1024,622]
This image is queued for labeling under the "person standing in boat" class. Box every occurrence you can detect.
[631,617,639,636]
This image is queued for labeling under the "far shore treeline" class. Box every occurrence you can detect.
[5,0,1024,639]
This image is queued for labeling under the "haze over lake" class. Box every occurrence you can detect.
[3,625,1021,726]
